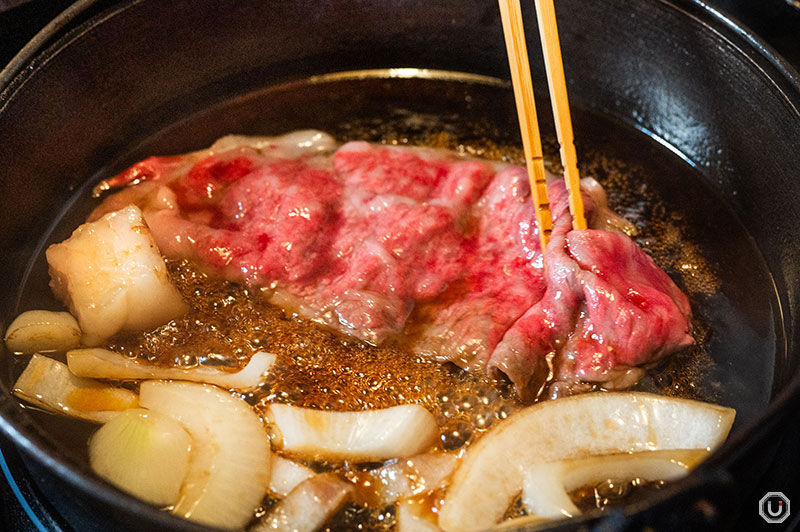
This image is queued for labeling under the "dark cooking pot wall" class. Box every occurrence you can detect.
[1,1,799,531]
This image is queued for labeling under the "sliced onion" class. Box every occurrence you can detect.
[13,354,138,423]
[252,473,353,532]
[89,409,191,506]
[266,404,438,462]
[4,310,82,354]
[489,515,551,531]
[46,204,188,346]
[269,454,316,498]
[522,449,709,519]
[68,348,275,391]
[363,452,458,507]
[209,130,338,158]
[139,381,270,529]
[396,498,443,532]
[438,392,735,532]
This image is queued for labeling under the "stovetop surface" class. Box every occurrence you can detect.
[1,1,799,531]
[0,440,67,532]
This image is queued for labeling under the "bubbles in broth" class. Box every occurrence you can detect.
[10,76,775,531]
[93,112,721,530]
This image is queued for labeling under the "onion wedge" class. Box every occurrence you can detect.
[438,392,735,532]
[362,452,459,507]
[139,381,270,529]
[68,348,275,391]
[266,404,438,462]
[269,454,315,498]
[4,310,81,354]
[89,409,191,506]
[397,498,444,532]
[252,473,353,532]
[46,204,188,346]
[13,354,137,423]
[522,449,708,519]
[490,515,551,531]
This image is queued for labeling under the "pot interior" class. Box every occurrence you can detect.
[1,0,799,530]
[7,68,783,487]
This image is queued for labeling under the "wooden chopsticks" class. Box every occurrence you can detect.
[534,0,586,230]
[498,0,587,252]
[498,0,553,252]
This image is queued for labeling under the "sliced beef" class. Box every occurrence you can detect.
[411,166,547,368]
[487,182,693,399]
[93,131,694,398]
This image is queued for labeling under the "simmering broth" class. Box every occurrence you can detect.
[6,72,779,529]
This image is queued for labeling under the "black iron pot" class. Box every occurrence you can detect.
[1,1,799,531]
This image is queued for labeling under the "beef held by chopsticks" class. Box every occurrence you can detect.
[91,130,692,400]
[487,182,693,399]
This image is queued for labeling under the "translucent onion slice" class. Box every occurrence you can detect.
[266,404,438,462]
[363,452,459,507]
[13,354,138,423]
[270,454,316,498]
[46,204,188,346]
[4,310,81,354]
[89,409,191,506]
[252,473,353,532]
[68,348,276,391]
[139,381,270,530]
[396,498,443,532]
[209,130,338,158]
[522,449,709,520]
[489,515,551,531]
[438,393,735,532]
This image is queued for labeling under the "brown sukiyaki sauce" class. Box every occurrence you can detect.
[108,258,522,451]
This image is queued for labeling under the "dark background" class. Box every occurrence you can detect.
[1,0,800,72]
[0,0,798,531]
[0,0,75,66]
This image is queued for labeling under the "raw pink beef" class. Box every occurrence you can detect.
[91,130,693,398]
[486,183,694,398]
